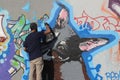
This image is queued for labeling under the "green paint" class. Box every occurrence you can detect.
[20,24,30,41]
[11,59,20,70]
[14,55,24,63]
[11,15,26,38]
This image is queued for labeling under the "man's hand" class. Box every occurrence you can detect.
[23,47,27,51]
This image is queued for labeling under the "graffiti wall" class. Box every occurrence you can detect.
[0,0,120,80]
[67,0,120,80]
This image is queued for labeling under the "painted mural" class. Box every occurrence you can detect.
[0,0,120,80]
[70,0,120,80]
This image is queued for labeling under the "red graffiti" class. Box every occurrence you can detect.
[74,11,120,33]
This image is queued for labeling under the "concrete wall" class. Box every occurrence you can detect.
[0,0,53,20]
[67,0,120,80]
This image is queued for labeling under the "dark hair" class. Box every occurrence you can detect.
[30,22,38,31]
[44,22,50,26]
[44,22,55,37]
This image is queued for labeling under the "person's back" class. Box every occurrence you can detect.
[24,31,45,60]
[23,22,51,80]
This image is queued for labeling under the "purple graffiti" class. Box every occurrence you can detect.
[0,41,15,80]
[0,9,15,80]
[108,0,120,16]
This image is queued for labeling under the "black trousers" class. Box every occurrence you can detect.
[42,60,54,80]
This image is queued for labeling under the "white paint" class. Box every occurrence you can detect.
[0,15,6,38]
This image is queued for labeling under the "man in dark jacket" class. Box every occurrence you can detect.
[23,22,51,80]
